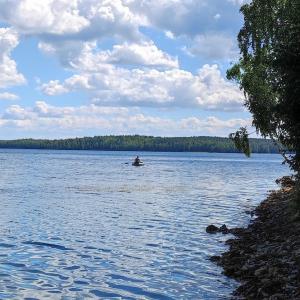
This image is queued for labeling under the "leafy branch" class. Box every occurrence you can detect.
[229,127,251,157]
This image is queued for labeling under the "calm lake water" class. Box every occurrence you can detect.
[0,149,289,299]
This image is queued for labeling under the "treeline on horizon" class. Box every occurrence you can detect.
[0,135,280,154]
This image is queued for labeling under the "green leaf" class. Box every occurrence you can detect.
[229,127,251,157]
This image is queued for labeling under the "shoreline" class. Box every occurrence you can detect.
[210,177,300,299]
[0,135,280,154]
[0,147,280,154]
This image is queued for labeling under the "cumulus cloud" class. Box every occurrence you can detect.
[0,0,246,140]
[0,0,141,41]
[127,0,245,38]
[165,31,175,39]
[40,75,91,95]
[3,104,34,120]
[0,0,243,65]
[180,116,249,133]
[0,0,89,35]
[39,40,178,69]
[0,0,245,40]
[41,64,244,111]
[40,80,69,96]
[0,101,251,137]
[3,101,129,120]
[0,27,26,89]
[183,34,237,60]
[96,41,178,68]
[227,0,251,5]
[0,92,19,100]
[0,0,242,63]
[126,0,243,63]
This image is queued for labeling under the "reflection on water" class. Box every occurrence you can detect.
[0,150,288,299]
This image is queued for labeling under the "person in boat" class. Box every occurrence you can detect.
[134,156,141,164]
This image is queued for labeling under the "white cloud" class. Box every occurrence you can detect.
[179,116,249,133]
[3,104,34,120]
[183,33,237,60]
[97,41,178,68]
[0,27,26,89]
[165,31,175,39]
[0,101,251,137]
[0,0,243,84]
[0,92,19,100]
[41,64,244,111]
[227,0,250,5]
[126,0,245,38]
[0,0,246,140]
[0,0,245,40]
[38,40,92,68]
[40,40,178,69]
[3,101,129,120]
[40,74,92,95]
[40,80,69,96]
[0,0,89,35]
[0,0,141,41]
[0,0,243,64]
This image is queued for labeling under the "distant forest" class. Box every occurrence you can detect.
[0,135,280,153]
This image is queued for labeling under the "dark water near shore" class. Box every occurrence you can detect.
[0,150,288,299]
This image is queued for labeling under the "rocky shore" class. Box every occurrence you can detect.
[208,177,300,299]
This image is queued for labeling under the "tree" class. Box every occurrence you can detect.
[227,0,300,178]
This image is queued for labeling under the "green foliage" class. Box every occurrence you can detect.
[229,127,251,157]
[0,135,279,153]
[227,0,300,175]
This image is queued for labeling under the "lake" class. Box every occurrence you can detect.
[0,149,289,299]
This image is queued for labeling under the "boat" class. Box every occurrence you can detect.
[132,161,144,166]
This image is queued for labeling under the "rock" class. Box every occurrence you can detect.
[261,278,271,285]
[254,266,267,277]
[211,185,300,300]
[275,176,295,188]
[224,267,237,276]
[229,227,244,235]
[270,293,285,300]
[219,224,229,234]
[206,224,219,233]
[209,255,221,263]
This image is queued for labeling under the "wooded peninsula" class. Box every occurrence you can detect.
[0,135,279,153]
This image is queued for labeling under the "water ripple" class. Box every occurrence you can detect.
[0,150,288,299]
[23,241,72,251]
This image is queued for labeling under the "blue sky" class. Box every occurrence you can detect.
[0,0,250,139]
